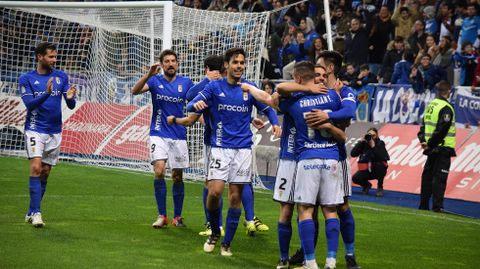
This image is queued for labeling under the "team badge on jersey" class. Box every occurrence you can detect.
[178,85,182,92]
[243,92,248,101]
[56,77,61,84]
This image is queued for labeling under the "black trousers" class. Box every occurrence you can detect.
[419,151,451,211]
[352,163,388,189]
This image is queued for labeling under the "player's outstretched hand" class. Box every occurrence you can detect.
[305,109,329,128]
[252,117,265,130]
[193,100,208,111]
[66,85,77,100]
[272,125,282,138]
[147,63,162,77]
[167,115,175,125]
[309,84,328,95]
[240,83,251,92]
[47,77,53,94]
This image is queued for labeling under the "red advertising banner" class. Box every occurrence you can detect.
[98,106,151,161]
[61,102,139,154]
[350,124,479,202]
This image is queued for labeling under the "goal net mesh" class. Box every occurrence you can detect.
[0,5,269,185]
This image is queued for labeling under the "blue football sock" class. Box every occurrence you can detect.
[203,187,209,223]
[29,176,41,213]
[219,195,224,227]
[338,208,355,255]
[208,206,221,236]
[242,184,254,221]
[299,219,316,261]
[172,181,184,217]
[222,208,241,246]
[278,221,292,261]
[325,218,340,259]
[154,179,167,216]
[40,180,47,200]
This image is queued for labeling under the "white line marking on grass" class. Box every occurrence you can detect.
[352,204,480,225]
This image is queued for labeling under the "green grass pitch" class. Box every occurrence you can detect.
[0,156,479,268]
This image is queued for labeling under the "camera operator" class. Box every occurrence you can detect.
[350,127,390,197]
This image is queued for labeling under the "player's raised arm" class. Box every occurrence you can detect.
[240,82,279,110]
[131,63,161,95]
[167,113,201,127]
[275,81,328,97]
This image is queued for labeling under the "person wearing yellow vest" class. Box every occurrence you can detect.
[417,80,456,212]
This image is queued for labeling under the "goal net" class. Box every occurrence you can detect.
[0,2,269,184]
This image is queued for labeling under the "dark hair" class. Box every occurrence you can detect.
[394,36,404,43]
[204,55,223,71]
[404,50,415,63]
[421,53,431,60]
[461,41,473,50]
[261,79,275,91]
[436,80,451,94]
[400,7,410,14]
[318,50,343,76]
[314,64,326,70]
[368,127,378,134]
[159,49,177,62]
[293,61,315,81]
[35,42,56,59]
[359,64,369,71]
[224,47,246,63]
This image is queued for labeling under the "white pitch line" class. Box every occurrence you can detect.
[352,204,480,225]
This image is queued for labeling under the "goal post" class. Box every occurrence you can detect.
[0,1,270,185]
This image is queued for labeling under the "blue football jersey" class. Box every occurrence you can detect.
[278,103,296,160]
[460,16,480,44]
[327,85,356,121]
[20,69,71,134]
[188,78,278,149]
[282,89,342,160]
[147,74,193,140]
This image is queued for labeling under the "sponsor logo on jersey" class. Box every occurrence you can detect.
[156,94,184,103]
[218,104,249,112]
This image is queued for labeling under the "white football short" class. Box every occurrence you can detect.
[149,136,189,169]
[294,159,344,206]
[25,130,61,166]
[207,147,252,184]
[203,144,211,177]
[339,159,352,198]
[273,159,297,204]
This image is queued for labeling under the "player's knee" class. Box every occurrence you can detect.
[171,169,183,183]
[208,189,222,200]
[30,163,42,176]
[229,192,242,206]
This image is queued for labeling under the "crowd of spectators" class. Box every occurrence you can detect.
[177,0,480,94]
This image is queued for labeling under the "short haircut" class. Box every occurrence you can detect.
[159,49,177,62]
[403,49,415,63]
[314,64,326,70]
[436,80,451,94]
[368,127,378,134]
[204,55,223,71]
[224,47,246,63]
[400,7,410,13]
[293,61,315,81]
[394,36,404,43]
[421,53,431,60]
[359,64,369,71]
[462,41,473,50]
[35,42,56,58]
[318,50,343,76]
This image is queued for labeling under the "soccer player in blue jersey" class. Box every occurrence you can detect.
[304,51,361,269]
[280,61,344,269]
[131,49,193,228]
[187,48,280,256]
[20,42,77,228]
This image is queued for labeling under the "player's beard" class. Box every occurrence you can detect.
[40,61,54,72]
[164,67,176,79]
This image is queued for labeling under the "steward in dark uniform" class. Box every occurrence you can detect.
[417,80,456,212]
